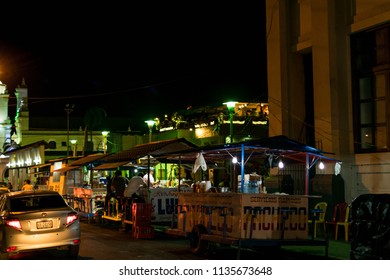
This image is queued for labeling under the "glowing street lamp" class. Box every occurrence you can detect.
[70,139,77,157]
[223,101,237,143]
[102,131,109,154]
[145,120,155,143]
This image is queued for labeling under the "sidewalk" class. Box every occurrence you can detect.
[280,239,350,260]
[154,224,351,260]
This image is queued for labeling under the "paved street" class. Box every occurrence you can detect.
[78,221,205,260]
[8,219,350,260]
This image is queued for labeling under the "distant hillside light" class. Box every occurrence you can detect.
[223,101,237,143]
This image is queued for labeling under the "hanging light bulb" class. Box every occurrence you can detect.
[232,157,238,164]
[278,159,284,169]
[319,161,325,170]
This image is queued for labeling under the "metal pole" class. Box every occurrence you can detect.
[241,144,245,192]
[64,104,74,157]
[147,154,151,188]
[305,153,309,195]
[229,111,234,143]
[67,112,70,156]
[145,120,155,143]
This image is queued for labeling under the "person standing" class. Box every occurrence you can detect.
[111,171,129,198]
[22,179,34,191]
[104,175,114,211]
[143,169,159,188]
[111,170,129,214]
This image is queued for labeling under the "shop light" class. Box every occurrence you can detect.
[319,161,325,170]
[278,160,284,169]
[232,157,238,164]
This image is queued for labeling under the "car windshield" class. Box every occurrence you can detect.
[10,195,68,212]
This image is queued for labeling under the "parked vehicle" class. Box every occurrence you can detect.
[0,190,80,259]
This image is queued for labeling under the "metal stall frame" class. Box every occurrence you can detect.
[159,135,340,259]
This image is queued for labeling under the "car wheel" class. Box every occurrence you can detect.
[68,245,79,259]
[189,224,208,255]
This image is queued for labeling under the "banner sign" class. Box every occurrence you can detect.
[176,193,308,240]
[150,187,192,222]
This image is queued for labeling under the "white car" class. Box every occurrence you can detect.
[0,190,80,259]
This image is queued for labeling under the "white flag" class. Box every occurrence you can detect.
[193,152,207,173]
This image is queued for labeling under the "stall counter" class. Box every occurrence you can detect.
[176,192,309,240]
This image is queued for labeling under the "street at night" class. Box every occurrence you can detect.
[8,219,350,260]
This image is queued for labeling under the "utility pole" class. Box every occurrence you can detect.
[64,104,75,156]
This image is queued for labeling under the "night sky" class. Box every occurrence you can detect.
[0,2,267,129]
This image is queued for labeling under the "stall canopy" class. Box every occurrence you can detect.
[68,153,111,167]
[29,163,51,175]
[53,166,81,173]
[156,135,341,195]
[157,135,337,163]
[93,161,130,170]
[101,138,198,163]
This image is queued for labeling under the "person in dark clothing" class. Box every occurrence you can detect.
[111,170,129,212]
[105,176,112,195]
[104,176,114,211]
[111,170,129,198]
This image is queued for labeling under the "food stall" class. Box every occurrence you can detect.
[160,135,340,258]
[47,154,110,221]
[97,138,198,227]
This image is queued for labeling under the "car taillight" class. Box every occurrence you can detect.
[5,219,22,230]
[6,246,17,252]
[66,212,79,225]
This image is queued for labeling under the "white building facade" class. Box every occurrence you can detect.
[266,0,390,202]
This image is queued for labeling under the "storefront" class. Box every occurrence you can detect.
[1,140,47,190]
